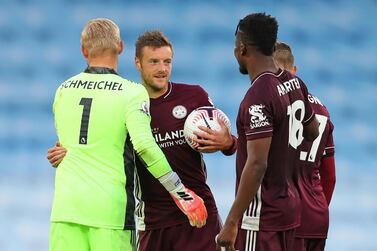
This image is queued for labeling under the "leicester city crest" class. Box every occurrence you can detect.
[172,105,187,119]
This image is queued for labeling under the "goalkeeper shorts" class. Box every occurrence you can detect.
[50,222,136,251]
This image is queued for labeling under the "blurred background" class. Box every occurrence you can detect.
[0,0,376,250]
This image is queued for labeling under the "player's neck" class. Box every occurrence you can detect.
[247,56,278,81]
[142,82,169,99]
[87,54,118,72]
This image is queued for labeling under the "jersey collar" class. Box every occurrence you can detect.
[150,82,173,104]
[84,66,119,75]
[251,68,283,86]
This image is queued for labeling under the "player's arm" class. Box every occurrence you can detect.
[46,140,207,227]
[194,119,237,155]
[300,80,319,141]
[319,156,336,205]
[125,85,207,227]
[48,86,67,167]
[303,118,319,141]
[319,120,336,205]
[216,137,271,250]
[191,86,237,155]
[222,135,238,155]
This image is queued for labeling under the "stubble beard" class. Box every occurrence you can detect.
[239,65,248,75]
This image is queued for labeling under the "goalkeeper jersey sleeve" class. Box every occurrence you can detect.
[122,82,172,178]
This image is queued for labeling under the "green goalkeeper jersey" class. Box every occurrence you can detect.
[51,67,172,229]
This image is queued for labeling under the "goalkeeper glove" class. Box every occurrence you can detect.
[158,171,207,228]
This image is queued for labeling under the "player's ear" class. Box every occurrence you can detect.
[292,66,297,75]
[240,43,247,56]
[135,56,141,71]
[118,40,124,55]
[81,45,89,59]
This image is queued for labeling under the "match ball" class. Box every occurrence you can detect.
[183,106,231,150]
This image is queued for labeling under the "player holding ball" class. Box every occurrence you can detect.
[48,30,237,251]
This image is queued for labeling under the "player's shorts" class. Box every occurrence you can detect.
[137,214,222,251]
[292,237,326,251]
[50,222,136,251]
[235,228,296,251]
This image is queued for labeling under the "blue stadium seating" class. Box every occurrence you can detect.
[0,0,376,250]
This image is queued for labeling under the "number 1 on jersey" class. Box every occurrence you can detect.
[79,98,93,145]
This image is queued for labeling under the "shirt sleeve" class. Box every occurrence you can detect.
[319,155,336,205]
[52,85,63,114]
[242,82,274,141]
[53,85,64,134]
[124,85,172,178]
[196,85,215,107]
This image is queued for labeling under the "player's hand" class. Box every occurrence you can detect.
[158,171,207,227]
[170,185,208,228]
[215,221,238,251]
[47,142,67,168]
[193,119,233,153]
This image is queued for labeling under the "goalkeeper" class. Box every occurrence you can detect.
[49,18,207,251]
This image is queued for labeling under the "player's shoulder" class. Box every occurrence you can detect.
[254,69,286,84]
[122,79,148,95]
[308,93,334,129]
[170,82,209,100]
[307,92,330,117]
[171,81,207,94]
[294,75,311,90]
[245,70,285,100]
[120,77,140,87]
[250,69,288,93]
[170,82,214,107]
[58,72,83,87]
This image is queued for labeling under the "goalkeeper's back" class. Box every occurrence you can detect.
[51,67,169,229]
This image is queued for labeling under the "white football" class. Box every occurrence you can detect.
[184,106,231,150]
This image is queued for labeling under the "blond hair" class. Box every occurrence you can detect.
[80,18,121,57]
[273,41,295,72]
